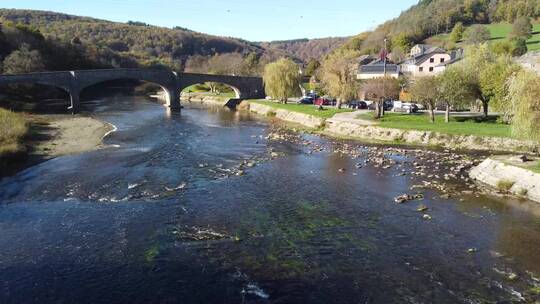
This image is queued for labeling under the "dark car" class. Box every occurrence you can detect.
[383,100,394,111]
[307,93,319,100]
[299,97,314,104]
[348,100,368,109]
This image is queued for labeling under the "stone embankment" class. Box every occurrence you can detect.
[181,95,230,107]
[470,158,540,203]
[324,118,537,153]
[247,102,325,129]
[246,102,537,154]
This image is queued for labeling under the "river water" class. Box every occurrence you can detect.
[1,97,540,303]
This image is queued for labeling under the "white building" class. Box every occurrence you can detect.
[401,44,462,77]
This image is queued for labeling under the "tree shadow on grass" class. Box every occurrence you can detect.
[453,115,500,124]
[0,119,57,178]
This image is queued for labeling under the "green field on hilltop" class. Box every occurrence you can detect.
[252,100,352,119]
[358,112,512,138]
[426,23,540,51]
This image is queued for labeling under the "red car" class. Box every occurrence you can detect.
[314,98,332,106]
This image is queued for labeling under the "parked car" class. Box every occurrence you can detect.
[307,93,319,100]
[383,100,394,111]
[348,100,368,109]
[393,101,419,113]
[298,96,314,104]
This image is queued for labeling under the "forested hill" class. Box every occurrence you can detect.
[0,9,292,75]
[258,37,350,62]
[338,0,540,55]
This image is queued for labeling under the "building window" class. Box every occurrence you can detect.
[419,67,424,72]
[430,58,435,63]
[429,67,434,72]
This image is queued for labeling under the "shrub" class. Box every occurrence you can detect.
[0,108,28,156]
[496,179,515,193]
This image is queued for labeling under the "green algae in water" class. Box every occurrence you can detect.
[144,246,160,263]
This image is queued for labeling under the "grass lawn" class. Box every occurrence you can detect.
[182,84,237,98]
[426,23,540,51]
[358,112,512,138]
[531,161,540,174]
[251,100,352,119]
[192,91,237,98]
[0,108,28,157]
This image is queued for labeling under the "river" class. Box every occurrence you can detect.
[1,97,540,303]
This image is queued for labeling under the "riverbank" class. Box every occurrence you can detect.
[180,94,231,107]
[28,115,113,157]
[0,108,28,158]
[470,157,540,203]
[0,114,113,177]
[244,101,537,153]
[243,101,540,204]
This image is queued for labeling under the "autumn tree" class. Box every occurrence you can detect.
[319,49,359,109]
[510,16,533,39]
[263,58,301,103]
[465,25,491,44]
[461,44,521,117]
[391,33,413,54]
[361,77,400,119]
[449,22,465,43]
[439,65,474,122]
[305,59,321,76]
[410,76,441,123]
[460,44,495,117]
[510,38,528,56]
[3,43,44,74]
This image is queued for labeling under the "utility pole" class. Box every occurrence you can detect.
[383,38,387,76]
[382,38,387,117]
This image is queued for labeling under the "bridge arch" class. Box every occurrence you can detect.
[180,81,242,99]
[0,72,78,112]
[74,69,180,109]
[78,78,176,107]
[179,73,264,100]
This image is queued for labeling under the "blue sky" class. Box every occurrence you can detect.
[2,0,418,41]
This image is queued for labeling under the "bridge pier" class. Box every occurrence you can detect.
[166,86,181,111]
[68,90,81,114]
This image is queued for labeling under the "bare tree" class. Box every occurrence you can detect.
[361,77,400,119]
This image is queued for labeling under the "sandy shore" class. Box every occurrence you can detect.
[28,115,114,157]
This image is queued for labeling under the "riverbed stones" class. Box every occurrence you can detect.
[394,193,424,204]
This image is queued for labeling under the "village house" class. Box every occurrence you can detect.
[400,44,463,77]
[356,56,400,80]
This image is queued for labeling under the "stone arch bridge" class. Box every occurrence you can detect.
[0,68,265,112]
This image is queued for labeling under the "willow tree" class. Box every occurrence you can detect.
[507,70,540,144]
[479,55,521,119]
[319,49,359,109]
[263,58,301,103]
[410,76,441,123]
